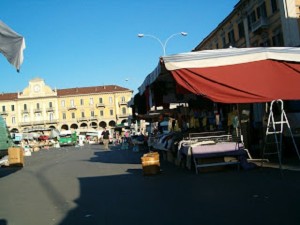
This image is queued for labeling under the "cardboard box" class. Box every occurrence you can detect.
[141,152,159,162]
[141,161,160,175]
[141,152,160,175]
[8,147,24,167]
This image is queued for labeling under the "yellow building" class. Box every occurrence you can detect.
[0,78,133,133]
[194,0,300,50]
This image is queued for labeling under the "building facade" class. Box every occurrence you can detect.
[194,0,300,50]
[0,78,133,133]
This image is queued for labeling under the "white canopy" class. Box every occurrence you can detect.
[0,20,26,72]
[163,47,300,70]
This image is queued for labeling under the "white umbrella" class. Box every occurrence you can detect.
[50,129,60,139]
[0,20,26,72]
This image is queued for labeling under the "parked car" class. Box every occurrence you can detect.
[58,130,77,146]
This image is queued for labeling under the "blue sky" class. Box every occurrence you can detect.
[0,0,238,94]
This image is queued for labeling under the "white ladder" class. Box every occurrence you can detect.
[262,99,300,169]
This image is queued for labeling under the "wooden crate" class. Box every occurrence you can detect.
[141,152,159,161]
[141,152,160,175]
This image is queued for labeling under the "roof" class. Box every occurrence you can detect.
[57,85,132,97]
[0,93,18,101]
[0,85,132,101]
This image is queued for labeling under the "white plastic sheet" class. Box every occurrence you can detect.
[0,20,26,71]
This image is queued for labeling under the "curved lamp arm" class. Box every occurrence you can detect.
[138,32,188,56]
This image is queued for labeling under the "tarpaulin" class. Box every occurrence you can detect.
[0,20,25,72]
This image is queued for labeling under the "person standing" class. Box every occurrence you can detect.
[101,127,110,150]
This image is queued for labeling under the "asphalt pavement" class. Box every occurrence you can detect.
[0,143,300,225]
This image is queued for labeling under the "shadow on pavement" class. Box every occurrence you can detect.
[58,153,300,225]
[89,145,147,165]
[0,166,22,178]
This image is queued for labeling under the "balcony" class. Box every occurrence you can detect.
[251,17,269,33]
[77,117,88,122]
[19,119,59,127]
[19,121,32,127]
[46,107,55,112]
[96,103,105,108]
[32,120,45,125]
[117,114,130,119]
[0,111,8,116]
[119,101,128,106]
[89,116,98,121]
[68,105,77,110]
[45,119,58,124]
[34,108,42,113]
[22,109,29,114]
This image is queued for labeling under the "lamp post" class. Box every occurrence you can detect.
[137,32,188,56]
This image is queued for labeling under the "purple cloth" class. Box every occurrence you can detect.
[181,142,246,158]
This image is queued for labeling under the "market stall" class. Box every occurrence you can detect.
[136,47,300,171]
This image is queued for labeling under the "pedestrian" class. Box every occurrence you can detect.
[101,127,110,150]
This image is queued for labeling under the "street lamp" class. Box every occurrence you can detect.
[137,32,188,56]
